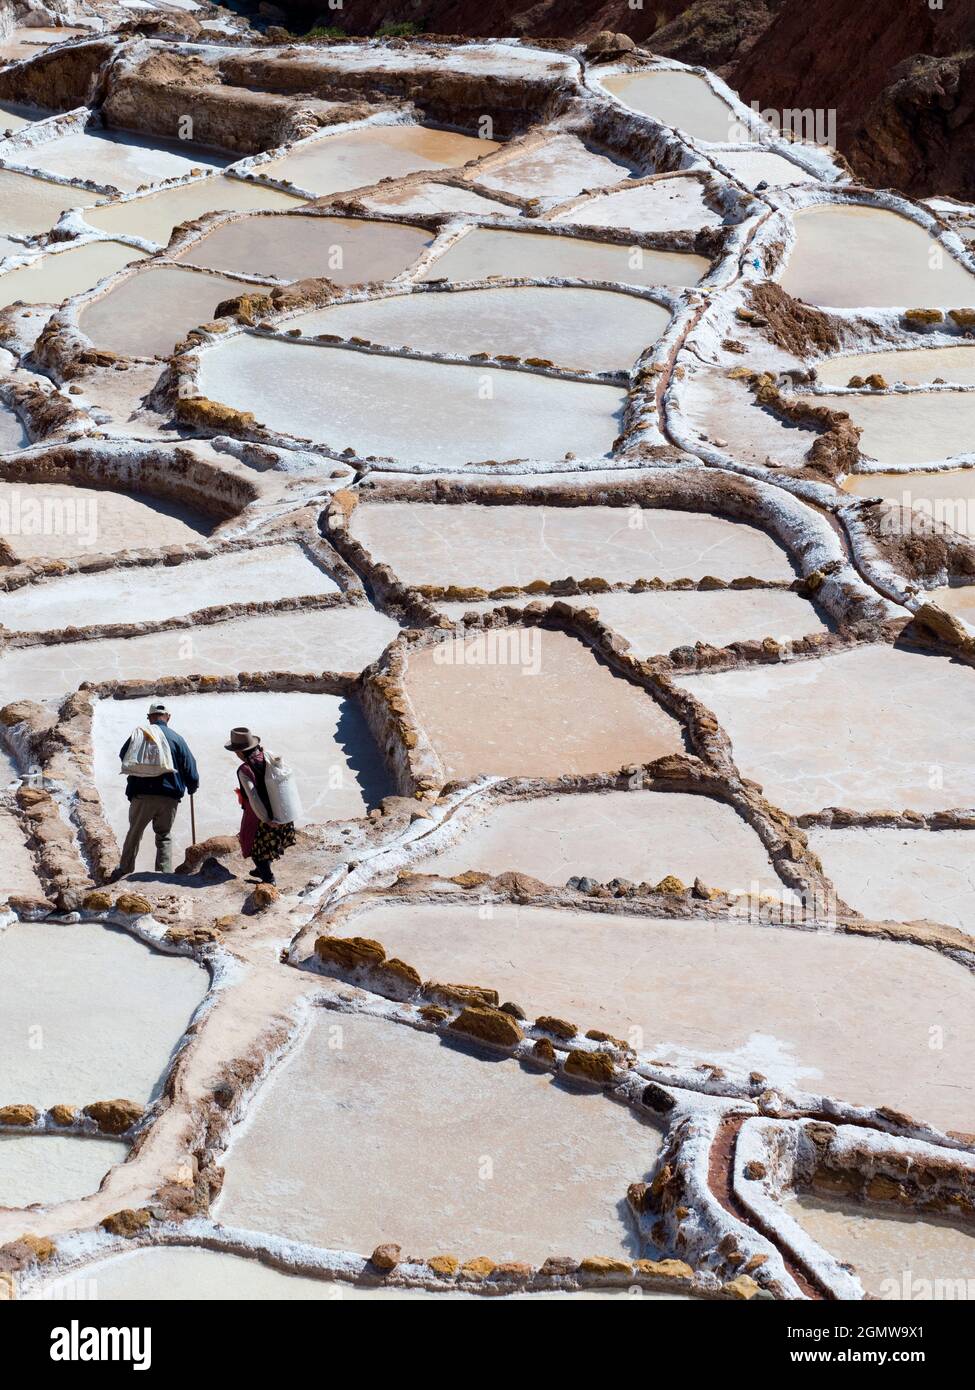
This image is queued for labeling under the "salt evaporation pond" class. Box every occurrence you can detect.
[714,149,812,188]
[421,225,709,288]
[360,181,512,217]
[816,346,975,387]
[476,134,634,200]
[0,169,93,237]
[778,204,975,307]
[842,468,975,536]
[929,582,975,624]
[0,479,210,561]
[295,285,670,373]
[404,628,684,780]
[804,390,975,467]
[197,336,625,464]
[174,214,431,283]
[0,239,148,307]
[807,827,975,937]
[0,542,337,633]
[558,176,723,233]
[599,69,737,144]
[260,125,497,197]
[348,501,796,586]
[0,919,206,1107]
[94,689,388,866]
[786,1194,975,1299]
[682,645,975,813]
[79,265,262,359]
[326,904,975,1131]
[83,176,304,245]
[0,26,88,61]
[0,606,399,709]
[215,1011,658,1262]
[0,1134,128,1207]
[0,101,44,133]
[13,128,227,192]
[683,370,816,469]
[436,588,827,655]
[0,401,28,451]
[0,806,42,898]
[419,789,787,897]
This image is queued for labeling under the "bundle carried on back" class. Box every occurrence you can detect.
[263,751,302,823]
[121,724,175,777]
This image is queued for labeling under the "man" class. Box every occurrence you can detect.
[114,702,199,878]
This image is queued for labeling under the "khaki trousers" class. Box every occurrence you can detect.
[119,795,180,874]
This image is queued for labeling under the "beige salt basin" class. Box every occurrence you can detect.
[598,69,738,144]
[359,181,513,218]
[842,468,975,536]
[714,149,813,188]
[556,177,723,233]
[327,904,975,1131]
[682,370,816,469]
[197,336,625,464]
[0,807,44,898]
[0,1134,128,1208]
[215,1011,659,1262]
[174,214,431,284]
[0,239,148,307]
[778,204,975,308]
[11,129,227,193]
[0,542,337,633]
[93,689,387,869]
[78,265,262,359]
[347,501,796,587]
[0,479,211,562]
[816,346,975,387]
[0,169,93,237]
[786,1194,975,1300]
[0,101,42,133]
[294,285,671,374]
[436,588,828,656]
[419,789,788,897]
[928,582,975,624]
[421,226,709,289]
[83,177,304,246]
[0,27,88,61]
[404,628,684,780]
[682,644,975,814]
[0,605,399,710]
[807,826,975,936]
[803,390,975,467]
[476,134,635,201]
[0,919,206,1107]
[0,402,28,451]
[260,125,498,198]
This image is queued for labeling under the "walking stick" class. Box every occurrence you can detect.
[190,794,197,846]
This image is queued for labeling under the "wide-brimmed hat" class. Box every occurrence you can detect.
[224,726,261,753]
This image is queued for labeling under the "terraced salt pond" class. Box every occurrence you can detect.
[0,542,337,633]
[419,789,788,896]
[599,70,737,145]
[807,827,975,936]
[682,370,816,469]
[174,214,431,283]
[0,102,44,133]
[216,1011,658,1262]
[83,176,304,245]
[0,26,88,61]
[295,285,671,373]
[804,391,975,467]
[842,468,975,535]
[0,479,210,561]
[929,582,975,624]
[713,149,812,188]
[348,502,796,586]
[404,629,684,780]
[79,266,262,359]
[0,919,206,1107]
[94,689,388,866]
[683,645,975,813]
[778,204,975,307]
[0,402,27,451]
[0,239,148,307]
[0,807,42,899]
[816,346,975,387]
[0,1134,127,1207]
[0,605,398,709]
[421,226,709,288]
[0,168,93,237]
[437,588,827,655]
[324,904,975,1129]
[558,176,722,233]
[198,337,625,464]
[13,128,227,193]
[260,125,498,198]
[476,134,635,200]
[786,1194,975,1299]
[359,181,512,218]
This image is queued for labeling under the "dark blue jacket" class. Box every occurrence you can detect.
[121,723,200,802]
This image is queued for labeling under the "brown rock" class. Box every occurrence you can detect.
[654,874,687,894]
[563,1049,616,1085]
[101,1209,152,1238]
[460,1256,496,1281]
[428,1254,459,1277]
[579,1255,632,1275]
[245,883,279,913]
[539,1255,578,1276]
[315,936,386,970]
[535,1015,577,1040]
[449,1005,524,1050]
[744,1160,767,1180]
[84,1099,144,1136]
[49,1104,77,1127]
[418,1004,450,1024]
[114,892,152,916]
[532,1036,556,1062]
[18,1234,55,1263]
[0,1105,38,1127]
[370,1242,401,1272]
[83,890,113,911]
[635,1257,694,1281]
[724,1273,760,1299]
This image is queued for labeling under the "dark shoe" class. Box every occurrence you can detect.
[254,862,276,885]
[106,867,126,883]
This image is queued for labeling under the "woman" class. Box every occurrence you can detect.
[225,726,296,886]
